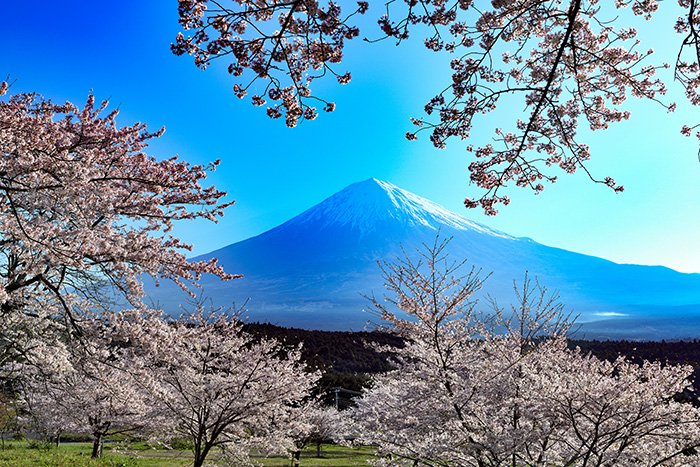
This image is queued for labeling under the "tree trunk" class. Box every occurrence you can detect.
[291,449,301,467]
[193,441,213,467]
[193,434,203,467]
[54,433,61,448]
[91,432,104,458]
[316,441,322,458]
[193,446,205,467]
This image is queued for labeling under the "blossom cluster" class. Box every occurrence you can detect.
[173,0,367,127]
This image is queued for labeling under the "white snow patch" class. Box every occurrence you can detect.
[293,178,515,238]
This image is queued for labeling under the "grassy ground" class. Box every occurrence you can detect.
[256,444,374,466]
[0,441,191,466]
[0,441,374,466]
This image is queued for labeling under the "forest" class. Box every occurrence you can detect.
[246,323,700,404]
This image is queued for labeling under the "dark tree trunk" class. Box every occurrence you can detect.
[54,433,61,448]
[91,431,104,458]
[291,449,301,467]
[316,441,322,458]
[193,446,205,467]
[193,441,213,467]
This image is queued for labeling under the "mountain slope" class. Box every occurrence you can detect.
[146,179,700,338]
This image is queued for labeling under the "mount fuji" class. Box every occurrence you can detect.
[146,179,700,339]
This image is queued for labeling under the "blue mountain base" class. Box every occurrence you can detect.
[145,179,700,339]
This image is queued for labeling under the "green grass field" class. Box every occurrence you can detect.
[256,444,374,466]
[0,441,375,466]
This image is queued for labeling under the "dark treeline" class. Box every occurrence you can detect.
[571,339,700,403]
[243,323,403,406]
[244,323,700,403]
[243,323,403,374]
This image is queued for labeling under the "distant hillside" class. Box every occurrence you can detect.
[243,322,402,407]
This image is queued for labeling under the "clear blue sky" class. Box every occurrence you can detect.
[3,0,700,272]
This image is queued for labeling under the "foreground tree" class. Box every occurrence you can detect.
[0,393,18,449]
[173,0,700,213]
[353,238,700,466]
[110,308,320,467]
[0,84,237,371]
[0,84,235,314]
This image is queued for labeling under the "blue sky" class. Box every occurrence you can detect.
[3,0,700,272]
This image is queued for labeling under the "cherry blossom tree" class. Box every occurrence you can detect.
[0,84,238,376]
[0,80,238,453]
[109,308,320,467]
[524,341,700,466]
[17,320,157,458]
[20,389,71,448]
[352,238,700,466]
[0,393,18,449]
[0,83,236,327]
[285,401,348,465]
[173,0,700,214]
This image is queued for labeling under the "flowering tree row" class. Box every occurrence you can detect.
[10,232,700,467]
[16,308,344,467]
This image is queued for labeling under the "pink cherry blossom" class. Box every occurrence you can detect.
[0,87,238,332]
[108,307,320,467]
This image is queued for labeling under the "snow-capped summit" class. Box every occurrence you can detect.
[145,179,700,339]
[288,178,513,238]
